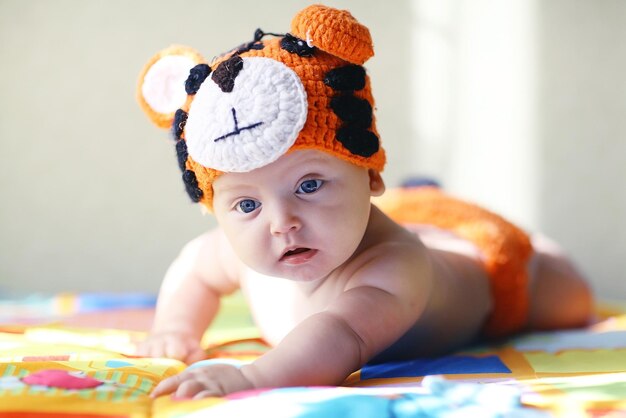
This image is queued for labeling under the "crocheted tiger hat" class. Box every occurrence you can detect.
[137,4,386,210]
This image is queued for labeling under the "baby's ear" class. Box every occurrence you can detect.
[368,169,385,196]
[137,45,205,129]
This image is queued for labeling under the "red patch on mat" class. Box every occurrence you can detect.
[22,369,103,389]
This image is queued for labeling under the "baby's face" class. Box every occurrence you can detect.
[212,150,384,282]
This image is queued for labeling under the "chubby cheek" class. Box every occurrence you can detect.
[223,225,272,271]
[318,200,371,259]
[214,213,265,268]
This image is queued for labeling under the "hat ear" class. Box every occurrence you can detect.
[137,45,205,129]
[290,5,374,65]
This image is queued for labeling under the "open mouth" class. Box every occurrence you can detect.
[280,247,317,264]
[283,248,310,258]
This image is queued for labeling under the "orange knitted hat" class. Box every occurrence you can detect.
[137,4,385,210]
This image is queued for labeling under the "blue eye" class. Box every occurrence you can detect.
[237,199,261,213]
[297,179,323,194]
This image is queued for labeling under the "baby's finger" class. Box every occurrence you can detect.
[164,340,188,361]
[136,340,155,356]
[145,343,166,359]
[185,346,207,364]
[174,379,207,399]
[193,389,219,400]
[151,374,182,398]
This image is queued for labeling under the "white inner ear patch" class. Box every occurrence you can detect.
[142,55,197,114]
[184,57,308,172]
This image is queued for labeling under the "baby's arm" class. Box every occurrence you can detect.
[138,229,239,363]
[244,284,426,387]
[152,243,432,397]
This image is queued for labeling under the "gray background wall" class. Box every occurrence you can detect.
[1,0,624,299]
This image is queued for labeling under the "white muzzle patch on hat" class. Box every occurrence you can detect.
[184,57,308,173]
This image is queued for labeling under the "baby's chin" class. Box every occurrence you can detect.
[243,246,359,283]
[249,262,337,284]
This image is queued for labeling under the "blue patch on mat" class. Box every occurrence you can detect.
[104,360,134,368]
[361,355,510,379]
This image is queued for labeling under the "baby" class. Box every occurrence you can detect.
[136,5,592,399]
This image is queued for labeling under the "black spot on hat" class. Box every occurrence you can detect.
[182,169,203,202]
[172,109,188,141]
[175,139,188,172]
[330,94,372,129]
[336,126,379,157]
[280,33,315,57]
[324,65,366,91]
[185,64,211,95]
[211,55,244,93]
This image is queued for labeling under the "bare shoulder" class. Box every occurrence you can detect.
[343,208,434,300]
[322,210,438,359]
[178,227,243,294]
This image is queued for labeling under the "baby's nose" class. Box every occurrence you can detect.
[269,206,302,235]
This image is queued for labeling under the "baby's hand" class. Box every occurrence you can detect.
[151,363,254,399]
[137,332,206,364]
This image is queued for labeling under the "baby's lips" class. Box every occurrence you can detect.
[280,247,312,261]
[280,248,318,264]
[283,247,311,257]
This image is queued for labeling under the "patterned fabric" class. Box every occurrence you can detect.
[1,293,626,417]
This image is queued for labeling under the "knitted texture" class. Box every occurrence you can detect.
[373,187,533,339]
[184,54,308,172]
[137,45,204,129]
[137,5,385,210]
[290,5,374,65]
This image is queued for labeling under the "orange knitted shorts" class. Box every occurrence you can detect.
[374,187,533,338]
